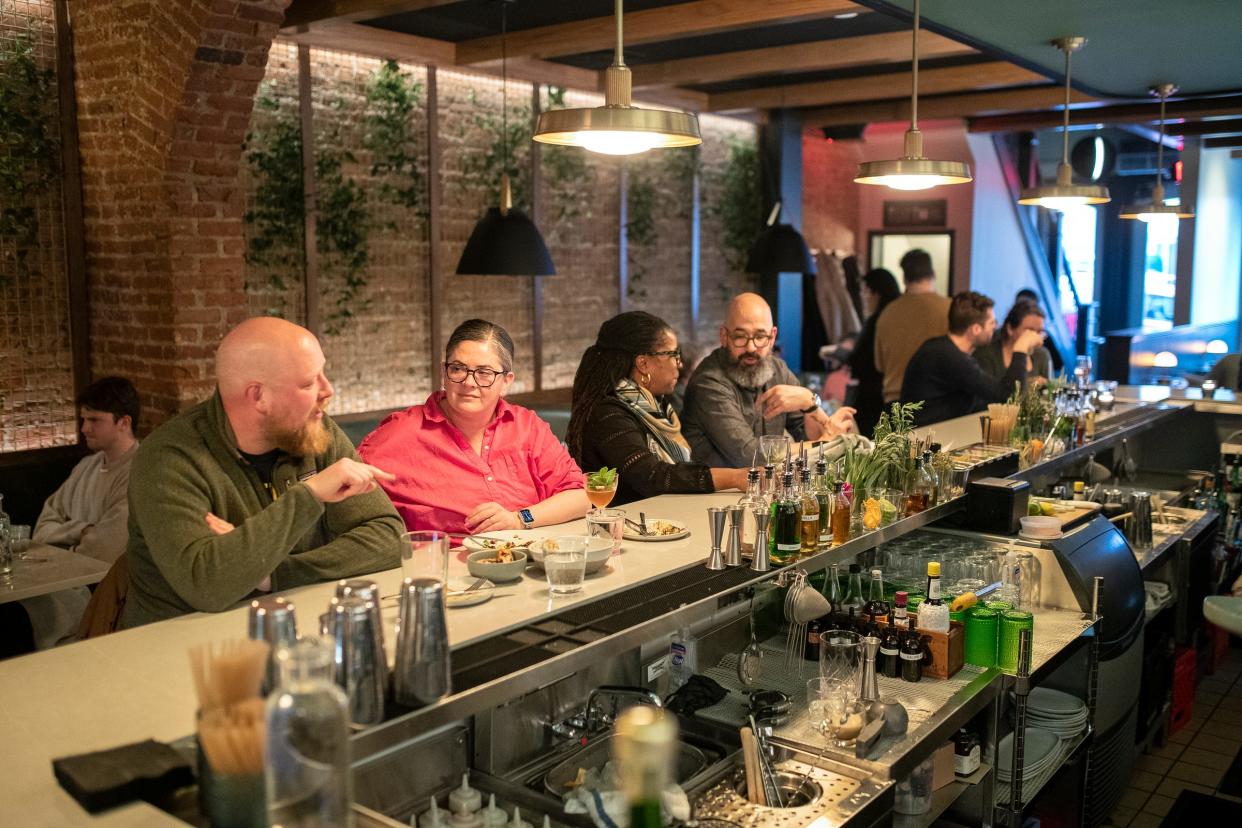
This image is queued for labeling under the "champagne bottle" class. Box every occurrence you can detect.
[613,707,677,828]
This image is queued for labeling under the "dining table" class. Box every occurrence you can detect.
[0,541,111,605]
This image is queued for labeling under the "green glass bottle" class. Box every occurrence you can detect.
[614,707,677,828]
[769,469,801,565]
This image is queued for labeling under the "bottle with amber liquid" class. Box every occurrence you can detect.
[798,466,820,558]
[904,456,932,516]
[831,482,852,545]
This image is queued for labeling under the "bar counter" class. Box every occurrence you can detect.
[0,390,1222,825]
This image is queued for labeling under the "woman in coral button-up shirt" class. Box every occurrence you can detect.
[358,319,590,536]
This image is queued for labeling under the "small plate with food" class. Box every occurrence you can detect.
[623,518,689,542]
[462,533,538,553]
[466,547,528,582]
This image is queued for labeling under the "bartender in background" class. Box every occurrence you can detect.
[901,291,1044,427]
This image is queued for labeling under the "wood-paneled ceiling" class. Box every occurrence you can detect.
[280,0,1242,137]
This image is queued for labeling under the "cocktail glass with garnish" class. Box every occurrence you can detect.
[585,467,619,513]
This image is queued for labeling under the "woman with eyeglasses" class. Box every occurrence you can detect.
[566,311,750,505]
[358,319,590,535]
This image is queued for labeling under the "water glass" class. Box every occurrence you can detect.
[945,467,970,499]
[998,610,1035,673]
[759,434,789,466]
[963,605,999,668]
[545,536,588,595]
[807,677,865,747]
[0,532,11,578]
[9,525,30,560]
[587,508,625,554]
[401,531,449,583]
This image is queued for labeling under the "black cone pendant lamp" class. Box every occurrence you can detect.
[457,1,555,276]
[746,203,814,274]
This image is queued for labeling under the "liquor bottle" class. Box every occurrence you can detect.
[904,457,932,516]
[823,563,843,611]
[918,562,950,633]
[831,482,852,546]
[954,728,981,777]
[613,707,677,828]
[839,563,865,618]
[803,617,822,662]
[814,456,833,550]
[900,617,924,683]
[763,463,777,500]
[864,568,890,624]
[892,591,909,625]
[879,618,901,679]
[922,451,941,506]
[798,466,820,559]
[1082,393,1096,442]
[768,470,801,566]
[736,468,767,556]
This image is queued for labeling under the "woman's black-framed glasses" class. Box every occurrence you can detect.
[444,362,505,387]
[646,349,683,364]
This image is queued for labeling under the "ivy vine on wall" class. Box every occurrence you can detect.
[0,29,59,278]
[624,146,699,299]
[707,136,764,276]
[363,60,425,219]
[242,87,372,335]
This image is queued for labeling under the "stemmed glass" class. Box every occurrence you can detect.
[584,472,619,514]
[759,435,789,468]
[807,677,866,748]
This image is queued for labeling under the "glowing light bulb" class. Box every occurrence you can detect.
[1207,339,1229,354]
[1137,212,1180,234]
[575,130,661,156]
[1153,351,1178,368]
[1036,196,1091,211]
[874,175,942,191]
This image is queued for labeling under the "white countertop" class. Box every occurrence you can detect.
[0,543,110,605]
[0,491,739,826]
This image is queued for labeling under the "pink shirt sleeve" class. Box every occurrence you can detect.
[522,410,584,498]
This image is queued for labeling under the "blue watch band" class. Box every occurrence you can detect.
[519,508,535,527]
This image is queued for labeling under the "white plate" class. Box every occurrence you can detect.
[1027,687,1087,715]
[623,519,689,541]
[996,728,1059,776]
[462,533,539,552]
[444,576,495,608]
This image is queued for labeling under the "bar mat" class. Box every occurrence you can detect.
[52,739,193,814]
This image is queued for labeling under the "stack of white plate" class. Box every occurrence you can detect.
[996,728,1060,783]
[1025,687,1089,739]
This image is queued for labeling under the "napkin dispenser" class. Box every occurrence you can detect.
[965,477,1029,535]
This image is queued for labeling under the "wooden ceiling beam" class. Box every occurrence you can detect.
[1165,117,1242,137]
[281,19,456,65]
[801,86,1093,127]
[283,0,462,28]
[632,30,972,89]
[968,95,1242,132]
[455,0,861,65]
[708,61,1043,112]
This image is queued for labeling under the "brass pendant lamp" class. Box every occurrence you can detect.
[855,0,972,190]
[532,0,701,156]
[1119,84,1194,229]
[1017,37,1110,209]
[457,1,555,276]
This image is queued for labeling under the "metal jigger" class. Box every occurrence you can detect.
[859,635,881,705]
[706,507,727,570]
[750,511,771,572]
[724,506,743,567]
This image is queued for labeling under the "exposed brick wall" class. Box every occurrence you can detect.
[72,0,290,428]
[802,132,862,256]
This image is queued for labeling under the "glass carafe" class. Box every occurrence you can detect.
[266,637,352,828]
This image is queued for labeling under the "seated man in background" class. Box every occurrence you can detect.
[7,378,140,654]
[121,317,405,627]
[874,249,951,405]
[681,292,855,468]
[901,291,1044,427]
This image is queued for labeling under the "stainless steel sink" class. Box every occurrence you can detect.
[543,734,709,797]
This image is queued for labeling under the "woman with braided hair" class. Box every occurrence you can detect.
[567,311,750,505]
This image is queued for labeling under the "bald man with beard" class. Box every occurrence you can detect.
[121,318,405,627]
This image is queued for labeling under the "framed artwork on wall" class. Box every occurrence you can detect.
[882,199,947,228]
[868,231,954,296]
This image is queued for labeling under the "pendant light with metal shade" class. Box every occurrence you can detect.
[457,1,555,276]
[746,202,814,274]
[532,0,700,156]
[1017,37,1110,209]
[855,0,972,190]
[1119,84,1194,230]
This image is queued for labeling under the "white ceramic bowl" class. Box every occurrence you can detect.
[466,548,528,583]
[1020,515,1061,537]
[528,536,613,573]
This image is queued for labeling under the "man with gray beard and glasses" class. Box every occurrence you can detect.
[121,317,404,627]
[681,293,855,469]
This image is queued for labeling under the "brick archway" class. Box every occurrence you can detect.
[71,0,290,427]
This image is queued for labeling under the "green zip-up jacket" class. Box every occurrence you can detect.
[121,392,404,628]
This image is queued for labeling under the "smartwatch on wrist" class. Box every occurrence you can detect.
[518,508,535,529]
[800,391,822,414]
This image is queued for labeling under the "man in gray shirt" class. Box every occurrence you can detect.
[682,293,856,468]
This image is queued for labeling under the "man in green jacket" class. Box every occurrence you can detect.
[121,317,405,627]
